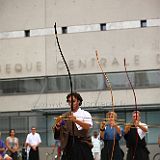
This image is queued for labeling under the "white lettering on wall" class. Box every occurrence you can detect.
[36,61,42,72]
[157,54,160,64]
[0,61,42,74]
[26,63,33,72]
[57,54,160,71]
[15,64,22,72]
[6,64,11,74]
[134,55,140,65]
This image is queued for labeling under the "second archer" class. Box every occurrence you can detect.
[100,111,124,160]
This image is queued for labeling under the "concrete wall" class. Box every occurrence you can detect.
[0,88,159,112]
[0,0,159,111]
[0,0,160,31]
[0,37,46,78]
[0,27,160,78]
[0,0,159,77]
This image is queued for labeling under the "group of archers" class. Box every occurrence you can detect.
[0,92,152,160]
[53,92,151,160]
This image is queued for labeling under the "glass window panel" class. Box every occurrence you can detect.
[1,80,18,93]
[109,72,134,89]
[47,131,55,147]
[135,72,149,87]
[147,111,160,124]
[1,133,8,141]
[10,117,28,130]
[0,117,9,130]
[0,81,3,95]
[147,111,160,143]
[47,76,70,92]
[148,128,159,144]
[39,132,47,146]
[126,112,132,123]
[15,133,27,147]
[18,78,45,93]
[29,116,46,131]
[47,77,58,91]
[0,70,160,95]
[47,115,56,132]
[91,112,105,132]
[145,71,160,87]
[117,112,126,145]
[74,74,105,91]
[117,112,126,127]
[134,70,160,88]
[117,112,126,120]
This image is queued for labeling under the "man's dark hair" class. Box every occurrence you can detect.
[66,92,83,106]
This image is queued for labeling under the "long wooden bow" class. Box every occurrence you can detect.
[96,50,115,160]
[54,23,73,111]
[54,23,75,143]
[124,58,138,160]
[96,50,115,112]
[124,58,138,115]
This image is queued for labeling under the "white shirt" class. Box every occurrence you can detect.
[137,122,148,139]
[73,108,93,130]
[25,132,42,146]
[91,136,101,153]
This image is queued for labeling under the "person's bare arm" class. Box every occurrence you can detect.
[6,138,14,153]
[99,121,106,139]
[135,121,148,133]
[114,124,121,135]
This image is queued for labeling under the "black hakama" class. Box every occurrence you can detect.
[101,140,124,160]
[61,136,94,160]
[124,125,150,160]
[29,147,40,160]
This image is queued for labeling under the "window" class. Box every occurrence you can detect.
[48,76,70,92]
[100,23,106,31]
[29,116,46,131]
[0,117,9,131]
[140,20,147,28]
[62,27,67,34]
[0,70,159,95]
[74,74,105,91]
[109,72,134,89]
[24,30,30,37]
[11,117,28,130]
[147,111,160,143]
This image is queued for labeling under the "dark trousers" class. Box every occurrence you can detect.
[29,147,39,160]
[126,146,150,160]
[61,136,94,160]
[101,140,124,160]
[10,152,18,160]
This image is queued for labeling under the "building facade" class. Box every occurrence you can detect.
[0,0,160,159]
